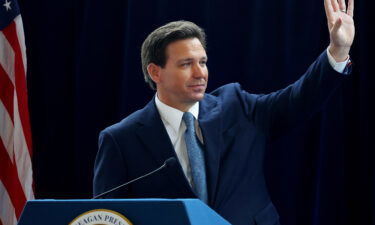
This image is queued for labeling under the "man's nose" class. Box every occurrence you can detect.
[192,63,206,78]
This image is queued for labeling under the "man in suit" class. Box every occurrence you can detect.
[93,0,355,224]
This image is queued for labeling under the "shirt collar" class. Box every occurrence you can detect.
[155,94,199,133]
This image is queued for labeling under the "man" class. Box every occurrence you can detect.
[93,0,355,224]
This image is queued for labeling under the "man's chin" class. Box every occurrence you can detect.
[190,93,205,102]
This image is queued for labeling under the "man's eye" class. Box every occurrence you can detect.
[200,61,207,66]
[181,63,191,67]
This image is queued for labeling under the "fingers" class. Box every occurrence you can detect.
[330,0,339,12]
[338,0,346,12]
[347,0,354,17]
[324,0,334,22]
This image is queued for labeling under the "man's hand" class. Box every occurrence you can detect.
[325,0,355,62]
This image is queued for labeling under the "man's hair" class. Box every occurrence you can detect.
[141,20,207,90]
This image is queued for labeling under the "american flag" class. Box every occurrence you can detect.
[0,0,34,224]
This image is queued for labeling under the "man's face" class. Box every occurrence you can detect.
[151,38,208,111]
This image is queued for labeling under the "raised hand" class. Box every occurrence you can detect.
[324,0,355,61]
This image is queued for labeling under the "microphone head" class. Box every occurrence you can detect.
[165,157,177,168]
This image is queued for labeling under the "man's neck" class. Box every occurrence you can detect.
[156,93,197,112]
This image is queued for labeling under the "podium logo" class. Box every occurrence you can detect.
[69,209,133,225]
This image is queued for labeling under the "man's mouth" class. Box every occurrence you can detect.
[187,84,206,92]
[188,83,205,88]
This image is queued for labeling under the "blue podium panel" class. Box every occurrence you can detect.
[17,199,231,225]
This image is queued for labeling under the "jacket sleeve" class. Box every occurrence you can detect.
[242,51,351,140]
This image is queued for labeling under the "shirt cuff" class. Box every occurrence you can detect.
[326,48,350,74]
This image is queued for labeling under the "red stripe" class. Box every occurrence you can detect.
[0,139,27,219]
[0,64,15,123]
[2,21,32,154]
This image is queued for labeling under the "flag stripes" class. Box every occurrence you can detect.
[0,180,17,225]
[0,65,15,122]
[0,32,16,85]
[0,139,27,218]
[2,20,32,152]
[1,3,34,224]
[0,100,14,160]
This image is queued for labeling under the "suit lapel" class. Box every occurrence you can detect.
[198,94,222,205]
[136,99,195,196]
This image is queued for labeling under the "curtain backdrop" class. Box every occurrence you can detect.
[18,0,373,224]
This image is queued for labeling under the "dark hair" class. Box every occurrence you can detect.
[141,21,207,90]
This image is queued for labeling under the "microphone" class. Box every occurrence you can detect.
[93,157,176,199]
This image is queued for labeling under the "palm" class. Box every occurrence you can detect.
[327,7,355,48]
[325,0,355,61]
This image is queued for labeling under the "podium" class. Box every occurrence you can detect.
[18,199,231,225]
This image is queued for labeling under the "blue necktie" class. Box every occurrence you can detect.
[182,112,208,203]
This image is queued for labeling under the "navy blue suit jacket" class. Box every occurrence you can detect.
[93,52,348,225]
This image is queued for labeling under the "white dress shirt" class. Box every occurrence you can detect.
[155,95,200,187]
[326,48,350,73]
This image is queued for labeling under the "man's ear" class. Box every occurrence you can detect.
[147,63,161,84]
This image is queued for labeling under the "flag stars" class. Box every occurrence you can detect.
[3,0,12,11]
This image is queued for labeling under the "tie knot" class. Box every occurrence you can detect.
[182,112,195,129]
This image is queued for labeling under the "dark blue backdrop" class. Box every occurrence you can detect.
[18,0,374,224]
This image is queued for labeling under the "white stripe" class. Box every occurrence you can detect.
[0,31,15,85]
[14,16,27,74]
[0,100,14,163]
[0,181,18,225]
[13,94,34,200]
